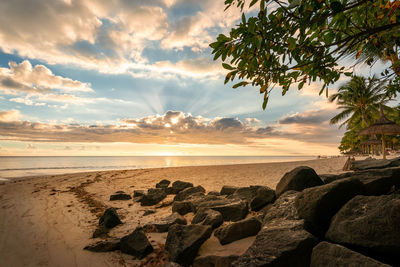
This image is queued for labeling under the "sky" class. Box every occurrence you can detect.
[0,0,386,156]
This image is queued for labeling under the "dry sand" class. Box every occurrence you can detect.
[0,157,347,267]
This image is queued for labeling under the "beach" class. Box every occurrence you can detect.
[0,157,347,266]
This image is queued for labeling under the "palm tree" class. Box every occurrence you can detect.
[329,76,393,129]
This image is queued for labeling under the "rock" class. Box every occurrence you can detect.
[295,178,364,236]
[250,186,275,211]
[263,191,301,224]
[319,173,353,184]
[347,167,400,195]
[214,216,262,245]
[311,241,391,267]
[92,225,109,238]
[140,188,167,206]
[149,212,187,232]
[84,238,120,252]
[220,185,239,195]
[227,186,261,202]
[350,156,400,171]
[207,191,220,196]
[165,224,213,267]
[143,209,156,216]
[156,179,171,188]
[172,201,195,215]
[275,166,323,197]
[170,181,194,194]
[134,190,146,197]
[200,199,248,222]
[191,208,223,229]
[232,219,318,267]
[174,186,206,201]
[120,228,153,259]
[99,207,122,229]
[326,194,400,263]
[193,255,239,267]
[110,191,132,201]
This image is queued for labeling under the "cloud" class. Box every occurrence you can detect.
[279,109,335,125]
[0,109,343,146]
[0,110,21,122]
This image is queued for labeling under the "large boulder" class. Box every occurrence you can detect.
[193,255,239,267]
[227,186,260,202]
[109,191,132,201]
[174,186,205,201]
[276,166,323,197]
[165,224,213,267]
[99,207,122,229]
[232,219,318,267]
[172,201,195,215]
[250,186,275,211]
[191,208,223,229]
[350,156,400,171]
[326,194,400,263]
[295,178,364,236]
[120,228,153,259]
[169,181,194,194]
[147,212,187,232]
[220,185,238,195]
[214,216,262,245]
[140,188,167,206]
[156,179,171,189]
[263,190,301,224]
[311,242,391,267]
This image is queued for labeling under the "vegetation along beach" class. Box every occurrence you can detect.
[0,0,400,266]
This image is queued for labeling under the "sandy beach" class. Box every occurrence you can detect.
[0,157,347,267]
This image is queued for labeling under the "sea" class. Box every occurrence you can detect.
[0,156,316,181]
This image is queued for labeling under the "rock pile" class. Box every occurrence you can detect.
[84,157,400,266]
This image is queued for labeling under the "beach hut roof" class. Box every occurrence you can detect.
[358,105,400,136]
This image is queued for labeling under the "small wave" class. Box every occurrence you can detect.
[0,165,138,172]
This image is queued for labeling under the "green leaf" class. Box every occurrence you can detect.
[344,72,353,77]
[222,63,234,70]
[262,95,269,110]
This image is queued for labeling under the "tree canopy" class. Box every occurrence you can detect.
[210,0,400,109]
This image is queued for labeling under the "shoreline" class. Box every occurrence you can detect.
[0,155,342,183]
[0,157,348,266]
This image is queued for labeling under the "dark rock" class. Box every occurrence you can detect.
[207,191,220,196]
[220,185,239,195]
[250,186,275,211]
[214,216,262,245]
[347,167,400,195]
[148,212,187,232]
[193,255,239,267]
[295,178,364,236]
[263,191,301,224]
[92,225,109,238]
[200,199,248,222]
[99,207,122,229]
[311,241,391,267]
[110,191,132,201]
[191,208,223,229]
[319,172,353,184]
[232,219,318,267]
[84,238,120,252]
[120,228,153,259]
[170,181,194,194]
[326,194,400,263]
[166,224,213,267]
[174,186,206,201]
[350,156,400,171]
[172,201,195,215]
[143,209,156,216]
[155,199,174,208]
[275,166,323,197]
[140,188,167,206]
[227,186,261,202]
[134,190,145,197]
[156,179,171,188]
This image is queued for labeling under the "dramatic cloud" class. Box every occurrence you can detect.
[0,109,342,146]
[279,109,335,125]
[0,110,21,122]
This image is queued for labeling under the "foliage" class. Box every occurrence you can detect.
[210,0,400,109]
[328,76,394,128]
[338,128,363,152]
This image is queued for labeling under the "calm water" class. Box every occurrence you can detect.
[0,156,315,180]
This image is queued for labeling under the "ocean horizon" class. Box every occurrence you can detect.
[0,155,318,180]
